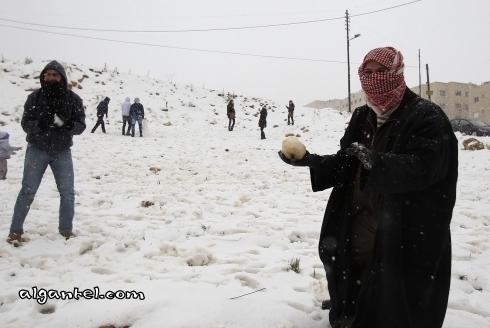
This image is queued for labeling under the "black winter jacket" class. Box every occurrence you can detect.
[21,61,86,155]
[130,103,144,119]
[258,107,267,128]
[309,89,458,328]
[96,97,110,117]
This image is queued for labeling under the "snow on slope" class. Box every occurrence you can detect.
[0,59,489,328]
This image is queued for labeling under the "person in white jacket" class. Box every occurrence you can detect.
[121,97,131,136]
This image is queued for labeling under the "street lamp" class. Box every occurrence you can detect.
[347,33,361,113]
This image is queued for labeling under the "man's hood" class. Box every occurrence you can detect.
[0,131,9,140]
[39,60,68,90]
[125,97,130,102]
[104,97,111,103]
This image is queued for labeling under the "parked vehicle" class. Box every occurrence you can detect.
[450,118,490,136]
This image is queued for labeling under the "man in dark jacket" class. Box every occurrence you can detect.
[279,47,458,328]
[227,99,235,131]
[286,100,295,125]
[7,60,86,245]
[130,97,144,137]
[91,96,110,133]
[258,105,267,139]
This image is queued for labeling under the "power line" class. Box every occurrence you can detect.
[0,0,421,33]
[0,24,347,63]
[350,0,421,18]
[0,16,344,33]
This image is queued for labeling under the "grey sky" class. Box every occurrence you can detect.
[0,0,488,106]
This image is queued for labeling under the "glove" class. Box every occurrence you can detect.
[278,150,313,167]
[54,115,64,127]
[62,120,74,131]
[345,142,373,170]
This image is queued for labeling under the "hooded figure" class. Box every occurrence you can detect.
[91,96,110,133]
[227,100,235,131]
[8,60,85,245]
[130,97,144,137]
[121,97,131,136]
[279,47,458,328]
[286,100,295,125]
[258,105,267,139]
[0,131,22,180]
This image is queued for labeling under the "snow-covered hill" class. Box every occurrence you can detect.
[0,59,489,328]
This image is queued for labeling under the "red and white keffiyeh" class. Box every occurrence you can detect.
[358,47,407,117]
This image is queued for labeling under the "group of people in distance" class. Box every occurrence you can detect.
[4,45,459,328]
[91,96,145,137]
[226,99,295,140]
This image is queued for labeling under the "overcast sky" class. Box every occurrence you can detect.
[0,0,488,106]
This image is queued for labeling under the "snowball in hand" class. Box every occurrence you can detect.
[281,136,307,160]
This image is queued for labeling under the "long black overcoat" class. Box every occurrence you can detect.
[308,89,458,328]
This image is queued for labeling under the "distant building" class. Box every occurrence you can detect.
[306,81,490,122]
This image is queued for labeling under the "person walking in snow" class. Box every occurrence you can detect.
[258,105,267,139]
[8,60,86,245]
[130,97,144,137]
[278,47,458,328]
[0,131,22,180]
[91,96,110,133]
[121,97,131,136]
[227,99,235,131]
[286,100,295,125]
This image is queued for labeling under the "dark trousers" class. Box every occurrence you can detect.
[0,158,7,180]
[131,116,143,137]
[288,111,294,125]
[260,126,266,139]
[122,115,131,135]
[228,118,235,131]
[343,208,377,325]
[91,116,106,133]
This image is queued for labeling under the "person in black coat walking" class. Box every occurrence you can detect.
[91,97,110,133]
[279,47,458,328]
[258,105,267,139]
[7,60,86,245]
[286,100,295,125]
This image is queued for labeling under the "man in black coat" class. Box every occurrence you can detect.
[91,97,110,133]
[286,100,295,125]
[8,60,86,245]
[258,105,267,139]
[227,99,235,131]
[279,47,458,328]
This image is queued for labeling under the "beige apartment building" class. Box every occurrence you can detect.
[306,81,490,123]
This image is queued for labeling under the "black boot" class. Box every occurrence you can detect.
[261,131,266,139]
[140,132,143,137]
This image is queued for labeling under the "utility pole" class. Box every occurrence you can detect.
[418,49,421,97]
[426,64,432,101]
[345,10,352,113]
[345,11,361,113]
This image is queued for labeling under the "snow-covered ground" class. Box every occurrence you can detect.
[0,59,489,328]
